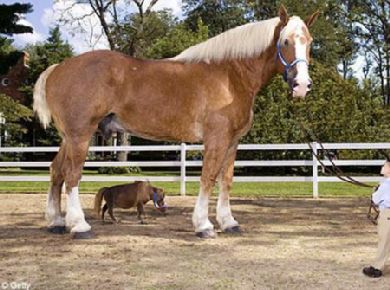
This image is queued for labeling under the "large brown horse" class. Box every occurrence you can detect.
[33,6,318,239]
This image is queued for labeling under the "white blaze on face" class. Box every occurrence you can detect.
[282,17,312,98]
[294,27,311,97]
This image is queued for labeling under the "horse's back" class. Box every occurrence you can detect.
[110,182,144,208]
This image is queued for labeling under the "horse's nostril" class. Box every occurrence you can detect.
[307,82,312,90]
[293,81,299,88]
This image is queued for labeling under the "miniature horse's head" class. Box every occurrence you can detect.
[275,6,319,99]
[150,186,167,213]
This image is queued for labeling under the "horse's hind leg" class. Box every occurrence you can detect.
[46,144,66,234]
[62,136,93,238]
[217,142,240,233]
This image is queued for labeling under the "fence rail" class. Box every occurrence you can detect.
[1,143,389,197]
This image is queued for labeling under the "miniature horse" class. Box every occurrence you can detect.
[94,181,166,224]
[33,6,318,239]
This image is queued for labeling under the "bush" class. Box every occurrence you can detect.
[97,167,141,174]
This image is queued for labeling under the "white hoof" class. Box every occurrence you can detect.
[47,215,65,227]
[69,221,91,233]
[193,217,214,233]
[218,216,239,231]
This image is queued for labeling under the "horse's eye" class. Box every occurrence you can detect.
[284,39,289,46]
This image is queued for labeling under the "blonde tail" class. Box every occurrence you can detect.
[33,64,58,129]
[94,188,106,218]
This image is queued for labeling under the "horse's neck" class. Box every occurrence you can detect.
[225,45,278,97]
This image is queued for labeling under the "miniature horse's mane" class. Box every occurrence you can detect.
[173,17,281,63]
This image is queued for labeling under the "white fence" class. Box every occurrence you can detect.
[1,142,390,198]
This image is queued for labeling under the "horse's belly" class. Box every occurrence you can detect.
[110,113,203,143]
[127,125,203,143]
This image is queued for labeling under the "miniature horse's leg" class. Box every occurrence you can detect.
[46,144,66,234]
[63,136,93,238]
[193,130,232,238]
[108,206,119,223]
[217,142,240,233]
[101,203,108,221]
[137,203,146,224]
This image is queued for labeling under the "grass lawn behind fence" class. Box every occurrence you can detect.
[0,168,377,197]
[0,180,376,197]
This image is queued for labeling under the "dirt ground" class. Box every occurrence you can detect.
[0,194,389,290]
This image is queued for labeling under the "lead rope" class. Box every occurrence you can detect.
[300,122,373,188]
[297,121,379,224]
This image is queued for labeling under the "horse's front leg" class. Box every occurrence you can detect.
[193,133,231,238]
[217,142,240,233]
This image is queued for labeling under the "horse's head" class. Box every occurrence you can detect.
[150,186,167,213]
[275,6,319,99]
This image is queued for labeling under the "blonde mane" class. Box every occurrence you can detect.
[173,17,281,63]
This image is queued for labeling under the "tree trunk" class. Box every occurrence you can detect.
[116,132,130,161]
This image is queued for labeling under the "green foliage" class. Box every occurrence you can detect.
[0,93,32,147]
[240,62,390,162]
[21,26,73,146]
[144,19,208,59]
[350,0,390,103]
[112,9,176,57]
[97,167,142,175]
[0,49,24,75]
[26,26,73,84]
[183,0,249,37]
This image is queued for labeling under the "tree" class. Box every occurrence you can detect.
[0,2,34,148]
[55,0,162,53]
[351,0,390,105]
[0,2,33,74]
[113,9,177,57]
[144,19,208,59]
[26,26,74,85]
[0,93,32,148]
[23,27,74,146]
[183,0,249,37]
[0,3,33,35]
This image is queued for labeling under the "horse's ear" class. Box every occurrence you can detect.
[279,5,289,26]
[305,11,320,28]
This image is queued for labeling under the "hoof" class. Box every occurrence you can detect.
[47,226,67,235]
[223,226,242,234]
[195,230,217,239]
[72,231,95,240]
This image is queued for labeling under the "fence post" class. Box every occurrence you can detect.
[311,141,319,199]
[180,143,186,196]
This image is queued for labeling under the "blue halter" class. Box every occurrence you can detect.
[153,191,167,209]
[276,40,308,82]
[153,191,159,208]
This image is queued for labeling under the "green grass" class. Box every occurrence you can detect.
[0,168,377,197]
[0,180,376,197]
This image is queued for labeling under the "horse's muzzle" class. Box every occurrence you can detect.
[292,79,312,98]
